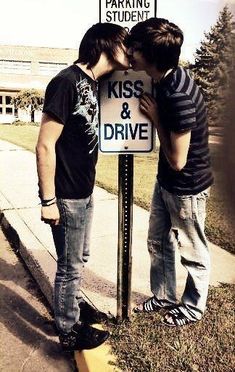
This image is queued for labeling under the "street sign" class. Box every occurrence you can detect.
[99,69,154,153]
[100,0,157,31]
[99,0,157,321]
[99,0,157,155]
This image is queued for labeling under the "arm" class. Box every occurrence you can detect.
[36,113,63,225]
[139,93,191,171]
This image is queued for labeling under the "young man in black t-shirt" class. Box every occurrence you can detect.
[36,23,129,351]
[127,18,213,327]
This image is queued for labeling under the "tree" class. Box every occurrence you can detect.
[179,59,190,69]
[190,6,235,126]
[11,89,44,122]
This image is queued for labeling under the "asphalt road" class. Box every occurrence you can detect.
[0,227,77,372]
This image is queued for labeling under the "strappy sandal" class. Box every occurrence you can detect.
[133,296,165,313]
[162,307,197,327]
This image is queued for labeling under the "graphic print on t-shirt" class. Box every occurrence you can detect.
[73,78,98,154]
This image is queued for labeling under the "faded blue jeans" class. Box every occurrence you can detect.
[148,183,210,320]
[51,195,94,334]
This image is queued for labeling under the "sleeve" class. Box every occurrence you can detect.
[166,93,197,133]
[42,76,76,125]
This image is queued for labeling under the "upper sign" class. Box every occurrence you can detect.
[100,0,157,30]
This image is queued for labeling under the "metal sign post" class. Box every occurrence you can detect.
[99,0,157,321]
[117,154,133,320]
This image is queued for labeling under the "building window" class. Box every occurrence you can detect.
[0,95,3,114]
[0,60,31,74]
[6,107,13,114]
[0,93,15,117]
[6,96,12,105]
[39,61,68,75]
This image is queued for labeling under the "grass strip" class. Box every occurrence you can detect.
[108,284,235,372]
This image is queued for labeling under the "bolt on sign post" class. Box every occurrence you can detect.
[99,0,157,321]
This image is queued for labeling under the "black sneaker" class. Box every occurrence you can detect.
[59,323,110,352]
[79,301,111,324]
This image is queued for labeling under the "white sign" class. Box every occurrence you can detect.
[99,70,154,153]
[99,0,156,154]
[100,0,156,31]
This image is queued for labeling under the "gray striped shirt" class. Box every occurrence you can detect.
[156,67,213,195]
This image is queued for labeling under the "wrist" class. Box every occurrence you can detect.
[152,118,159,128]
[41,196,57,207]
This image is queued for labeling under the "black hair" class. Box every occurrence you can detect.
[74,22,128,68]
[128,18,184,71]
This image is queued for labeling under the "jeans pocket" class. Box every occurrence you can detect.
[196,193,208,220]
[175,195,193,220]
[59,199,89,229]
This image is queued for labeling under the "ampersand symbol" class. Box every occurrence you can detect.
[121,102,131,119]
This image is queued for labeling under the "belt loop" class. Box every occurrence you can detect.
[191,194,197,219]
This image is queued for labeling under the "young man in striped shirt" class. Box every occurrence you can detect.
[127,18,213,327]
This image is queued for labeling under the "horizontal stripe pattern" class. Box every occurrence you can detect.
[156,67,213,195]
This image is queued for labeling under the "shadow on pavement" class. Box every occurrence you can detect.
[0,256,75,367]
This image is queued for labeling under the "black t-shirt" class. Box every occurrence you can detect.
[43,65,98,199]
[156,67,213,195]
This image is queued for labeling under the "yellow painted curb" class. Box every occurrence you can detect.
[74,325,121,372]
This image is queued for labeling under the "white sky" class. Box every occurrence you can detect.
[0,0,234,62]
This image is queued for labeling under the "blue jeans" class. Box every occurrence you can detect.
[148,183,210,320]
[51,195,94,334]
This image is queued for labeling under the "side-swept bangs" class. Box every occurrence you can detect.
[75,23,128,68]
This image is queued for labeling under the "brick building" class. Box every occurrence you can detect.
[0,45,77,123]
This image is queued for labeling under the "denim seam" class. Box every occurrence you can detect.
[86,195,92,209]
[191,195,195,221]
[59,199,69,330]
[162,235,167,298]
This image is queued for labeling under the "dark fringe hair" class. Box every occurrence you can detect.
[127,18,184,71]
[74,23,128,68]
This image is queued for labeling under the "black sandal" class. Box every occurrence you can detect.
[133,296,165,313]
[162,307,197,327]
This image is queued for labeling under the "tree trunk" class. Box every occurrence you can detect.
[31,109,35,123]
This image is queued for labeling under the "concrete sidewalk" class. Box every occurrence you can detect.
[0,139,234,316]
[0,227,76,372]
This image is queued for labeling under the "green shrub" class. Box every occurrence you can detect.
[12,120,40,126]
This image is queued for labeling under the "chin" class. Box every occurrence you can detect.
[131,64,144,72]
[115,60,130,70]
[117,63,130,71]
[130,63,137,71]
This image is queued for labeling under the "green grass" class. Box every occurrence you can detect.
[0,123,234,254]
[107,284,235,372]
[0,124,39,152]
[96,152,158,211]
[206,144,235,254]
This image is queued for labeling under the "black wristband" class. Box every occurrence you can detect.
[41,196,56,203]
[41,197,56,207]
[41,201,57,207]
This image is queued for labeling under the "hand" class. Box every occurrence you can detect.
[139,93,159,126]
[41,203,60,226]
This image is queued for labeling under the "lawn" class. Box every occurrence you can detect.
[0,123,234,254]
[0,123,39,152]
[107,284,234,372]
